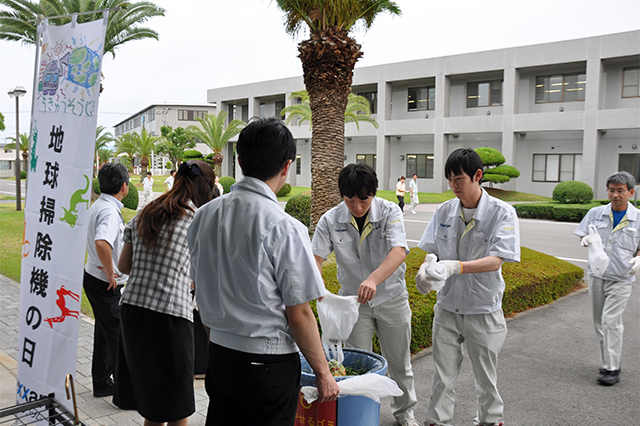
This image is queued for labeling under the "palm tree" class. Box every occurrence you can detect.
[274,0,401,230]
[0,112,5,131]
[0,0,165,58]
[97,147,114,166]
[185,111,245,177]
[94,125,114,176]
[116,128,159,181]
[4,133,29,175]
[282,89,379,130]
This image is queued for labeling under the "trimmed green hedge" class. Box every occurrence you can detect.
[514,202,600,222]
[218,176,236,194]
[92,177,139,210]
[552,181,593,204]
[285,194,311,227]
[277,183,292,197]
[314,247,583,355]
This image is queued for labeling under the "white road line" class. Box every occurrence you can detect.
[556,256,588,263]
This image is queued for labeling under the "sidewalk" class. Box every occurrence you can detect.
[2,270,638,425]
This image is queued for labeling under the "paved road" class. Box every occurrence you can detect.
[0,179,25,197]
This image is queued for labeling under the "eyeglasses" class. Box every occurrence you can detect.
[607,188,628,195]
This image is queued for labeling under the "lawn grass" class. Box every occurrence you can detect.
[0,195,16,200]
[129,174,166,193]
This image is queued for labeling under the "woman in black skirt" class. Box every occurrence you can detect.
[114,160,217,426]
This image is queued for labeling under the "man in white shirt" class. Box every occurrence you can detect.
[575,171,640,386]
[188,118,339,425]
[417,148,520,426]
[140,171,153,209]
[83,163,129,397]
[312,162,419,426]
[163,169,176,192]
[409,174,419,214]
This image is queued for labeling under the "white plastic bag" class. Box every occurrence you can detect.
[415,253,445,294]
[317,293,359,365]
[301,373,403,404]
[588,224,610,277]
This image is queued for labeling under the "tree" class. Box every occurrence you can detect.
[4,132,29,175]
[186,111,245,176]
[94,125,114,176]
[0,0,165,58]
[0,111,5,131]
[282,89,378,130]
[274,0,401,230]
[156,125,196,169]
[97,147,114,166]
[474,147,521,185]
[116,128,159,181]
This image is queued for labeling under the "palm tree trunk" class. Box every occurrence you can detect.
[299,28,362,232]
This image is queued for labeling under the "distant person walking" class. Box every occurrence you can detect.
[214,176,224,196]
[574,171,640,386]
[396,176,407,214]
[409,174,419,214]
[164,169,176,192]
[114,160,217,426]
[140,172,154,209]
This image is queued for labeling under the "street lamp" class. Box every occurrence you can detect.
[8,86,27,211]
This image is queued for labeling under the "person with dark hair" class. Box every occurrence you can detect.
[396,175,407,213]
[416,148,520,426]
[575,170,640,386]
[113,160,216,425]
[140,171,154,209]
[83,162,130,398]
[187,118,339,426]
[164,169,177,192]
[312,162,419,426]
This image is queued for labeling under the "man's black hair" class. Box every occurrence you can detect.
[237,117,296,181]
[338,163,378,199]
[444,148,484,180]
[98,163,129,195]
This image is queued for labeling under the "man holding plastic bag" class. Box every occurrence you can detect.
[312,162,419,426]
[575,171,640,386]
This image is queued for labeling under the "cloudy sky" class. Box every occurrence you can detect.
[1,0,639,141]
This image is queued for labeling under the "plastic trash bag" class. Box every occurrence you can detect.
[317,293,359,365]
[301,373,403,404]
[588,224,610,277]
[415,253,446,294]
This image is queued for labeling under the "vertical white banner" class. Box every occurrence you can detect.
[17,15,107,417]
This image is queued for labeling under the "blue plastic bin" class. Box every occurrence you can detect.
[299,348,388,426]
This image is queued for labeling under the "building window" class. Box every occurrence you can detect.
[275,101,285,119]
[408,87,435,111]
[618,154,640,182]
[194,110,207,120]
[622,67,639,98]
[148,109,155,122]
[357,91,377,114]
[178,110,188,121]
[133,116,141,127]
[0,160,11,170]
[467,81,502,107]
[532,154,582,182]
[259,103,266,118]
[536,73,586,103]
[356,154,377,170]
[406,154,434,179]
[296,155,301,175]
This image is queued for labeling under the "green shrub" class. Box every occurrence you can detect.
[553,181,593,204]
[285,194,311,227]
[277,183,292,197]
[183,149,203,160]
[314,247,583,355]
[475,147,505,165]
[165,161,172,169]
[92,177,139,210]
[483,173,510,184]
[219,176,236,194]
[514,202,599,222]
[20,170,26,179]
[485,165,520,178]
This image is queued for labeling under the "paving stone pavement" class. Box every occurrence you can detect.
[0,273,209,425]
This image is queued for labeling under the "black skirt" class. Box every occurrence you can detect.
[113,304,195,422]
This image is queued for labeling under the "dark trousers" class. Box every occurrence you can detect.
[204,342,300,426]
[397,195,405,212]
[83,271,122,393]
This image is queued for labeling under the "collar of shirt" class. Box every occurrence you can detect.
[446,187,490,222]
[232,176,278,204]
[336,196,383,224]
[599,201,639,226]
[98,193,124,213]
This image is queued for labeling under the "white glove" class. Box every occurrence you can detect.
[415,255,445,294]
[426,260,462,281]
[629,256,640,275]
[580,235,594,247]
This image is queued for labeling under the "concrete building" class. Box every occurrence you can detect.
[113,103,218,171]
[207,30,640,199]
